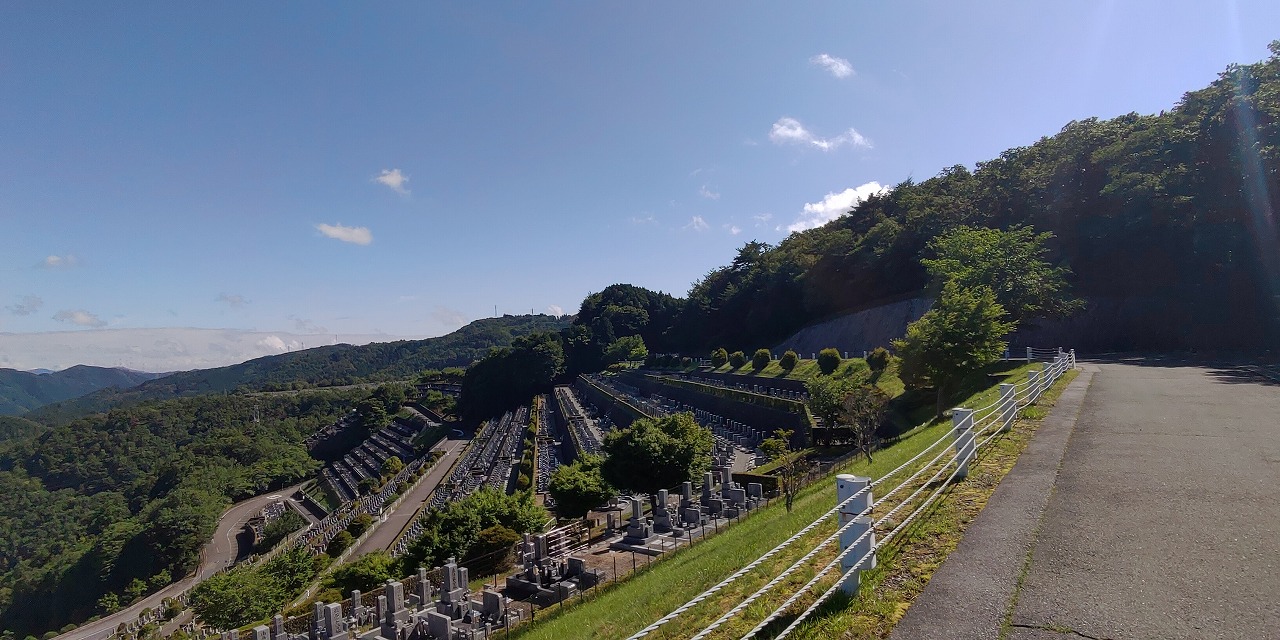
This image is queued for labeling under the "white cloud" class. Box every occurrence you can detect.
[547,305,564,317]
[52,309,107,328]
[316,223,373,245]
[38,254,78,269]
[8,295,43,316]
[216,293,249,308]
[752,213,773,224]
[810,53,854,78]
[685,216,709,232]
[726,225,742,235]
[785,182,888,233]
[629,214,657,225]
[768,117,872,151]
[699,185,720,200]
[255,335,305,352]
[374,168,410,195]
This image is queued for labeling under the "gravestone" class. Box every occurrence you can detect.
[652,489,672,533]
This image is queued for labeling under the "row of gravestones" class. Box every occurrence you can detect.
[221,560,516,640]
[616,471,765,547]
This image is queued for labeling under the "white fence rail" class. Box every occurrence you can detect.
[627,348,1076,640]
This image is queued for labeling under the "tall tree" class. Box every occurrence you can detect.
[548,456,615,521]
[922,225,1082,325]
[601,413,713,494]
[840,385,890,462]
[894,282,1017,418]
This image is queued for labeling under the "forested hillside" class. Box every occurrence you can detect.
[653,44,1279,351]
[28,314,570,425]
[0,366,165,415]
[0,389,367,635]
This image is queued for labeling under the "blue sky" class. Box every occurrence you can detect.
[3,2,1279,370]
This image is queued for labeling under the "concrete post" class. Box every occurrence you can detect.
[836,474,875,594]
[1069,349,1076,369]
[951,408,975,479]
[1026,346,1034,362]
[998,384,1016,433]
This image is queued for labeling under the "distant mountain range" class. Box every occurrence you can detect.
[0,366,166,415]
[25,314,571,424]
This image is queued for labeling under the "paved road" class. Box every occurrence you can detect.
[55,485,307,640]
[896,359,1280,640]
[350,434,471,556]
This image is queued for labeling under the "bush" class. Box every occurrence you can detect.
[326,530,354,557]
[728,351,747,368]
[817,348,842,375]
[780,350,798,372]
[867,347,891,372]
[710,348,729,368]
[752,349,772,371]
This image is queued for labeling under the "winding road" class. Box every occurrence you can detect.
[54,485,308,640]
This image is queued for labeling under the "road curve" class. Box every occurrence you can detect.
[54,484,307,640]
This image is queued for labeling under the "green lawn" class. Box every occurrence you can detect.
[513,363,1039,640]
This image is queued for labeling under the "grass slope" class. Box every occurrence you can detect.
[515,363,1041,640]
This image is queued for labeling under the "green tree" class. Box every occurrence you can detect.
[327,551,397,594]
[840,385,890,462]
[922,225,1082,325]
[381,455,404,477]
[326,530,354,557]
[347,513,374,538]
[779,350,798,373]
[817,348,842,375]
[548,455,615,520]
[728,351,747,369]
[601,413,714,494]
[866,347,890,373]
[760,429,807,513]
[894,281,1016,418]
[806,375,852,446]
[710,348,729,368]
[604,335,648,365]
[752,348,772,371]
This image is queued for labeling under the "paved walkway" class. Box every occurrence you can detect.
[894,359,1280,640]
[350,433,471,556]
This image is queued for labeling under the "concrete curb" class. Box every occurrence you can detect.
[890,368,1095,640]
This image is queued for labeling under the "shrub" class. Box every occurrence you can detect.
[780,350,798,372]
[817,348,842,375]
[867,346,891,372]
[728,351,747,368]
[710,348,729,368]
[752,348,772,371]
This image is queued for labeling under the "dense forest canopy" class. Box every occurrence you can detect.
[0,387,367,635]
[0,365,164,416]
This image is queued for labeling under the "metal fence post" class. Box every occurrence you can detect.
[836,474,875,594]
[951,408,975,479]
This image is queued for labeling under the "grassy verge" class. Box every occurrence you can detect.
[512,363,1049,640]
[707,358,867,381]
[781,369,1079,640]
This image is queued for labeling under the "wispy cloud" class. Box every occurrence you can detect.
[52,309,106,328]
[724,224,742,235]
[216,293,249,308]
[431,307,468,328]
[809,53,854,78]
[629,214,657,225]
[38,254,78,269]
[685,216,709,232]
[374,168,410,195]
[316,223,373,245]
[785,182,887,233]
[547,304,564,317]
[752,213,773,225]
[699,185,720,200]
[8,295,43,316]
[769,117,871,151]
[290,315,328,334]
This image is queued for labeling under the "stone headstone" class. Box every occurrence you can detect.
[747,482,763,499]
[252,625,270,640]
[426,610,453,639]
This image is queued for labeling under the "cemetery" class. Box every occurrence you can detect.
[320,420,424,502]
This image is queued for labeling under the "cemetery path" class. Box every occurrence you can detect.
[894,358,1280,640]
[55,483,309,640]
[351,433,472,556]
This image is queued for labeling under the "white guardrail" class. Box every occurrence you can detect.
[628,347,1077,640]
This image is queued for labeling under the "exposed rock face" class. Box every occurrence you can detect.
[773,298,933,356]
